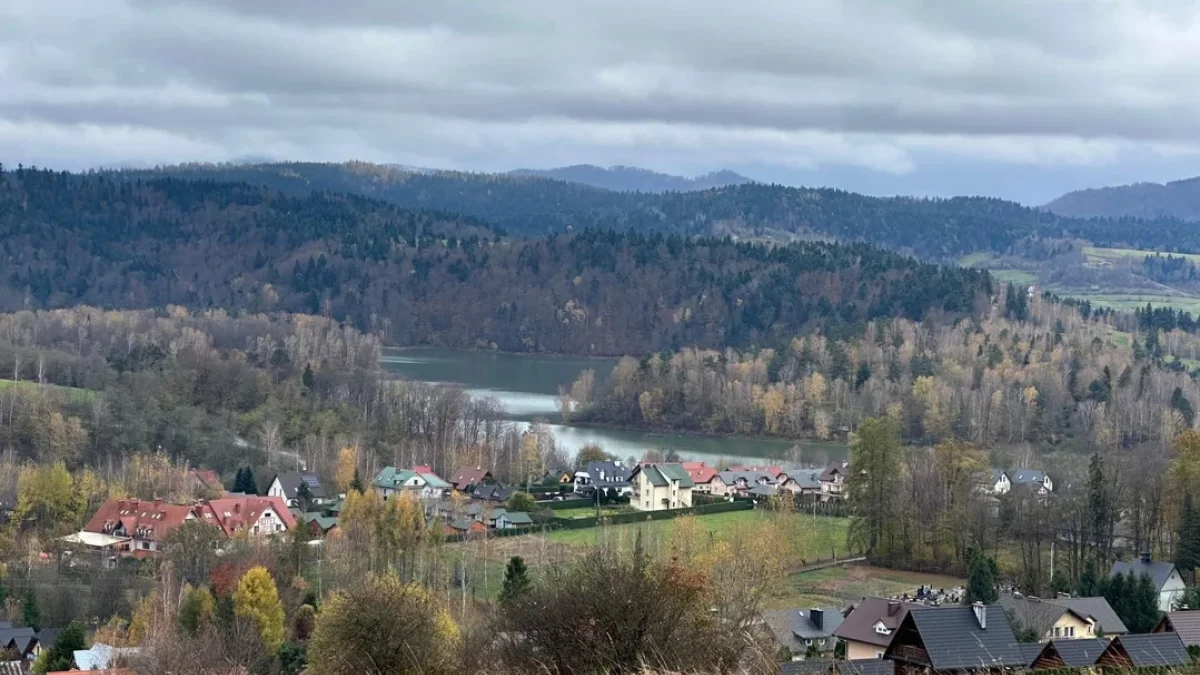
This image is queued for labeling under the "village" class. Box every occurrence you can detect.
[18,455,1196,674]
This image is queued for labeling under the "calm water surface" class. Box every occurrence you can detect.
[381,348,847,465]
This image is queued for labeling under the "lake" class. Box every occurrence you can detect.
[380,347,848,466]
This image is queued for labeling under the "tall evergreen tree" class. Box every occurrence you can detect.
[32,620,85,675]
[499,556,532,605]
[965,549,999,605]
[1179,493,1200,585]
[234,466,258,495]
[21,593,40,631]
[349,467,365,494]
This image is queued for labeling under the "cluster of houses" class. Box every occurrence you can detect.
[765,551,1196,674]
[767,590,1195,675]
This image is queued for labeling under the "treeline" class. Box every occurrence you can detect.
[569,296,1200,451]
[0,167,991,354]
[112,160,1200,259]
[0,307,567,510]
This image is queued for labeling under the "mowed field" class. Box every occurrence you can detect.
[769,564,965,609]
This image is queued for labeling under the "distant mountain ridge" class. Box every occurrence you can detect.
[1045,176,1200,221]
[508,164,754,192]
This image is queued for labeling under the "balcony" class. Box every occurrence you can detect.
[889,645,931,666]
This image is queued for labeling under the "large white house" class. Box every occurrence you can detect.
[1112,555,1186,612]
[629,463,694,511]
[992,468,1053,496]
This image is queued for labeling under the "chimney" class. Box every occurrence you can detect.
[887,601,900,616]
[130,499,139,510]
[1141,551,1153,564]
[154,498,162,509]
[810,608,824,631]
[234,503,241,515]
[118,499,126,511]
[972,602,987,630]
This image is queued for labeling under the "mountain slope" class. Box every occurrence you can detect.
[508,165,753,192]
[0,166,991,354]
[1045,176,1200,221]
[114,161,1200,260]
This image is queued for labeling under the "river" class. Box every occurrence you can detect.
[380,347,848,466]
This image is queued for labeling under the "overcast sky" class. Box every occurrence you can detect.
[4,0,1200,204]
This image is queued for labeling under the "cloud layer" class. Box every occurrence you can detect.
[4,0,1200,201]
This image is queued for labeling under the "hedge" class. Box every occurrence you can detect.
[542,498,594,510]
[553,499,753,530]
[441,522,562,544]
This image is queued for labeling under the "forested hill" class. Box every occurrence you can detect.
[1045,176,1200,222]
[0,166,990,354]
[112,161,1200,260]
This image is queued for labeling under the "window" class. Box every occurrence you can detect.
[876,652,884,659]
[1053,627,1060,638]
[141,541,149,550]
[1067,626,1075,637]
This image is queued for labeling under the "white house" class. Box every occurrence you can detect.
[371,466,451,500]
[629,463,695,511]
[1112,554,1186,612]
[993,468,1053,496]
[267,471,326,508]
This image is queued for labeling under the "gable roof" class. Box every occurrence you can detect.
[747,485,778,497]
[997,594,1081,637]
[1159,610,1200,646]
[631,463,696,488]
[1049,596,1127,635]
[580,461,631,483]
[372,467,451,491]
[789,470,823,490]
[83,498,212,542]
[1111,557,1178,591]
[1008,469,1046,485]
[1047,638,1110,667]
[449,467,491,490]
[206,496,296,535]
[763,608,844,651]
[892,605,1024,670]
[687,465,717,484]
[836,598,925,647]
[472,484,513,502]
[447,517,478,532]
[501,511,533,525]
[1105,632,1190,667]
[819,461,847,482]
[272,471,326,500]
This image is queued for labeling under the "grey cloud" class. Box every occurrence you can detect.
[3,0,1200,202]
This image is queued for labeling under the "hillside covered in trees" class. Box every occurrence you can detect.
[0,166,991,354]
[1046,175,1200,222]
[113,161,1200,260]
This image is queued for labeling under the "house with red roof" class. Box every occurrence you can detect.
[681,462,719,493]
[82,498,216,556]
[449,466,492,492]
[79,495,296,558]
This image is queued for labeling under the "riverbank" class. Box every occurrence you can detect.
[565,417,849,458]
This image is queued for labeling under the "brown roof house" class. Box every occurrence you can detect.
[884,603,1025,674]
[449,467,492,492]
[763,608,844,659]
[1156,609,1200,647]
[834,598,924,660]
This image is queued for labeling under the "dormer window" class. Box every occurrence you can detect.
[873,621,891,635]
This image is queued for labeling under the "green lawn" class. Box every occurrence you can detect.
[1059,292,1200,315]
[768,565,965,609]
[551,505,630,519]
[990,269,1037,285]
[545,510,852,559]
[0,379,96,404]
[1084,246,1200,266]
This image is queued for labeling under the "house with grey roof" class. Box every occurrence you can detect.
[629,463,694,511]
[1096,632,1190,668]
[1025,637,1109,669]
[762,607,844,658]
[998,593,1123,641]
[268,471,327,508]
[1049,596,1127,635]
[884,603,1025,673]
[1156,609,1200,646]
[573,461,633,496]
[711,470,778,497]
[991,468,1052,496]
[1111,552,1186,612]
[781,470,823,497]
[495,511,533,529]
